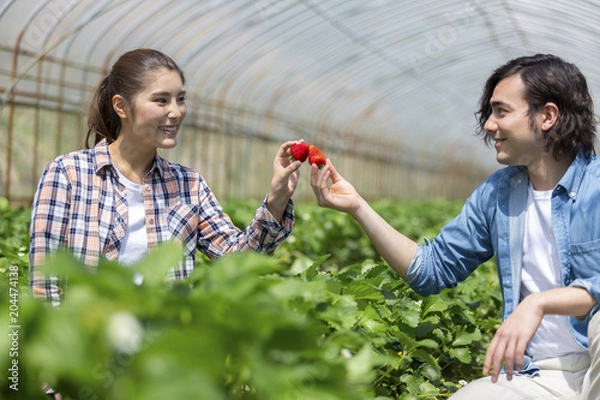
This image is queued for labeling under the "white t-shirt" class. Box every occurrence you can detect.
[115,168,148,269]
[521,183,585,361]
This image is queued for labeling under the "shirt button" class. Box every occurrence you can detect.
[148,218,154,225]
[145,185,151,192]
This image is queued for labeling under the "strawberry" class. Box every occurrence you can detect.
[289,142,309,162]
[308,145,327,169]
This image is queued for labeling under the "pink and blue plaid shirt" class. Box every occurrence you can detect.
[29,139,294,303]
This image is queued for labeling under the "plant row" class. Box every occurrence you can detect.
[0,198,501,399]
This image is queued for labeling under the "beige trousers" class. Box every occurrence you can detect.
[450,311,600,400]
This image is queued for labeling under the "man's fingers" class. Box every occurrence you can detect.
[501,338,517,382]
[482,335,498,375]
[483,334,510,383]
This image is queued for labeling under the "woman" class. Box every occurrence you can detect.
[29,48,302,305]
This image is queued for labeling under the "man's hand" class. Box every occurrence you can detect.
[482,294,544,382]
[483,287,596,382]
[310,160,361,216]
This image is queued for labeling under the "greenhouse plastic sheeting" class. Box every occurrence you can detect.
[1,0,599,174]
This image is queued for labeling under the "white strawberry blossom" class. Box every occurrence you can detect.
[106,311,144,354]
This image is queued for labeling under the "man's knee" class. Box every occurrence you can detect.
[588,311,600,352]
[450,375,545,400]
[589,310,600,331]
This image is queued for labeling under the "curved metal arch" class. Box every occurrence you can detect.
[76,0,146,110]
[218,0,486,137]
[38,0,113,102]
[0,0,128,105]
[181,1,302,94]
[185,1,400,139]
[0,0,18,18]
[175,2,260,67]
[1,0,52,107]
[180,2,308,137]
[102,0,191,62]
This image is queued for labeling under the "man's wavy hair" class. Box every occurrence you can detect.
[475,54,597,160]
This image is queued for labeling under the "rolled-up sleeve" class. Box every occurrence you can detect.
[195,186,294,258]
[29,160,70,306]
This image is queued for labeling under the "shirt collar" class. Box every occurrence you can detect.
[556,149,589,200]
[93,139,166,179]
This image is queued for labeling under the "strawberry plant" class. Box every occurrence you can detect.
[0,198,30,289]
[0,197,501,399]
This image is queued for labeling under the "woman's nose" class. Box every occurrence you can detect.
[168,100,184,119]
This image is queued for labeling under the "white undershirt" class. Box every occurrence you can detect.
[521,183,584,361]
[115,168,148,269]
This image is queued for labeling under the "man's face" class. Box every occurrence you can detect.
[484,74,546,168]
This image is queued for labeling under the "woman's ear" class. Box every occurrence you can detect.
[112,95,128,119]
[540,102,559,131]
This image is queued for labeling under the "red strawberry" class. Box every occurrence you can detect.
[289,142,309,162]
[308,145,327,169]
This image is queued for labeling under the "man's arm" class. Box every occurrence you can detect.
[311,161,418,278]
[350,196,419,278]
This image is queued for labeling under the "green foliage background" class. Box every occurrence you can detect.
[0,198,501,399]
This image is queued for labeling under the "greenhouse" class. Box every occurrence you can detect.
[3,0,598,205]
[2,1,600,399]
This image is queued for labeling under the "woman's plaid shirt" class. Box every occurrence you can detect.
[29,140,294,304]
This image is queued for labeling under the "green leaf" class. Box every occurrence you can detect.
[394,330,419,351]
[417,339,439,349]
[422,296,448,316]
[343,280,384,301]
[452,326,482,347]
[39,250,90,279]
[303,254,331,281]
[318,294,358,330]
[288,253,315,275]
[419,362,442,382]
[449,347,473,364]
[399,309,421,328]
[399,374,420,395]
[418,381,441,395]
[132,241,183,287]
[357,304,387,335]
[269,279,328,304]
[346,345,377,384]
[412,349,441,380]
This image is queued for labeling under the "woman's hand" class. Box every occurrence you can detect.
[266,140,302,221]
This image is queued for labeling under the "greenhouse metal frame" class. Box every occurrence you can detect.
[1,0,599,205]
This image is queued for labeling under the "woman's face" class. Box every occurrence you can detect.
[120,68,187,151]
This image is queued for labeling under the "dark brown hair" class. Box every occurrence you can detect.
[475,54,596,160]
[85,48,186,148]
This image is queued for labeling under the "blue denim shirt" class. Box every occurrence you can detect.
[406,150,600,375]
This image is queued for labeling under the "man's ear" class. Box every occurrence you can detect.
[112,95,128,119]
[540,102,559,131]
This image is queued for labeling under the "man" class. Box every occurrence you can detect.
[311,54,599,398]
